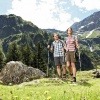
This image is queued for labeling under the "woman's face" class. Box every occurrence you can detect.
[67,28,72,36]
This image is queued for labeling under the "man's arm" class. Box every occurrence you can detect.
[50,43,54,52]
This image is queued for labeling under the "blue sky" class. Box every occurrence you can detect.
[0,0,100,31]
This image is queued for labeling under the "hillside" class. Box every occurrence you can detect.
[0,14,49,52]
[44,29,66,35]
[0,14,99,71]
[0,71,100,100]
[71,11,100,32]
[0,14,42,38]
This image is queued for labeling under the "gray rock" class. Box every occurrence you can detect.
[92,70,100,78]
[0,61,46,85]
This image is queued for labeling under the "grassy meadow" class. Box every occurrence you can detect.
[0,70,100,100]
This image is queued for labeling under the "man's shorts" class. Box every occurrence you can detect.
[66,51,75,62]
[54,56,65,66]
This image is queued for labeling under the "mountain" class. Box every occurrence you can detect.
[71,11,100,32]
[0,14,99,70]
[44,29,65,35]
[0,14,45,38]
[71,11,100,55]
[0,14,49,52]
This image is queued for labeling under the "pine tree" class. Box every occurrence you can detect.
[0,49,5,69]
[21,44,33,66]
[6,42,21,62]
[35,42,47,72]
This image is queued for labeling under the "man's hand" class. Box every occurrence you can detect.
[47,45,50,49]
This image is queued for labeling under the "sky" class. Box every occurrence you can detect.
[0,0,100,31]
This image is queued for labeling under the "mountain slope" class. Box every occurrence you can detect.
[0,14,43,38]
[0,14,49,52]
[71,11,100,32]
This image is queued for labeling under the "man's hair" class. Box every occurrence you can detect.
[53,33,61,39]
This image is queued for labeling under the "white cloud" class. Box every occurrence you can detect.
[71,0,100,11]
[7,0,80,31]
[73,17,80,22]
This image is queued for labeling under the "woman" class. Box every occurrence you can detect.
[65,27,79,82]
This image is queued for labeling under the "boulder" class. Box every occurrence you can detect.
[0,61,46,85]
[92,70,100,78]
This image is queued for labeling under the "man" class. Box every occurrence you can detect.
[48,33,66,78]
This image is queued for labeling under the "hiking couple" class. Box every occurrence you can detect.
[48,27,79,82]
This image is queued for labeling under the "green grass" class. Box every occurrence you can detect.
[81,31,100,39]
[0,71,100,100]
[88,31,100,38]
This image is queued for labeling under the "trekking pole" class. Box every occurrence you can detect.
[76,32,82,71]
[78,49,82,71]
[46,45,50,77]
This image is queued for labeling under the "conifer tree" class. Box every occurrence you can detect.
[35,42,47,72]
[0,49,5,69]
[21,44,33,66]
[6,42,21,62]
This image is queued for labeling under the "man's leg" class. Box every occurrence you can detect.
[57,65,62,77]
[54,57,62,78]
[60,56,66,78]
[62,65,66,75]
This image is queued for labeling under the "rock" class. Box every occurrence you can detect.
[0,61,46,85]
[92,70,100,78]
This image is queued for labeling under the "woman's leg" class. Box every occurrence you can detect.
[67,61,73,74]
[70,51,77,82]
[71,62,76,78]
[66,51,73,75]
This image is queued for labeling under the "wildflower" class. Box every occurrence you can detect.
[26,97,30,100]
[44,91,49,95]
[14,96,18,98]
[47,96,51,100]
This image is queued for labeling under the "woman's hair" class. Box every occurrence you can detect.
[66,27,73,34]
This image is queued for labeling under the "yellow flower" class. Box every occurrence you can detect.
[47,96,51,100]
[44,91,49,95]
[26,97,30,100]
[14,96,18,98]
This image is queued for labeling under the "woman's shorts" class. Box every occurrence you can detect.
[66,51,75,62]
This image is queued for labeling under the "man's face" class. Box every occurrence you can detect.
[53,34,59,40]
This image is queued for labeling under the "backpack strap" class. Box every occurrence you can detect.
[59,40,64,47]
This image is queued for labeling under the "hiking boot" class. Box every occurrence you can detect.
[71,77,76,82]
[57,75,62,79]
[62,74,66,78]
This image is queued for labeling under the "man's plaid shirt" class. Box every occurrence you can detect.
[51,40,64,57]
